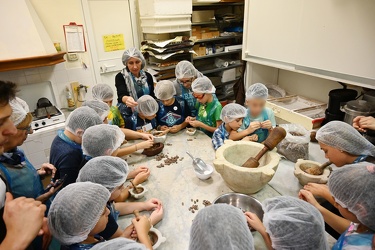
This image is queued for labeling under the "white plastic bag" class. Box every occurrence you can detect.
[277,124,310,162]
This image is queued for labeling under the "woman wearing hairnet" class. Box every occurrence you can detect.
[77,156,163,243]
[189,204,254,250]
[300,163,375,249]
[173,61,204,116]
[303,121,375,239]
[246,196,328,250]
[115,48,155,129]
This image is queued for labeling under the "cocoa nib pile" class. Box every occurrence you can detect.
[184,199,212,213]
[155,153,183,167]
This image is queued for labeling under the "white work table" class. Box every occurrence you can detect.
[117,131,335,250]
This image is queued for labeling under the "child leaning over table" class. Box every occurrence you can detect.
[212,103,258,150]
[230,83,276,143]
[185,76,223,137]
[129,95,159,132]
[155,80,191,133]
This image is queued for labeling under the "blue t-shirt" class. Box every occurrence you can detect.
[156,96,191,127]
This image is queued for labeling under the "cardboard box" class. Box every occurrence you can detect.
[192,31,202,39]
[211,31,220,37]
[194,45,206,57]
[201,32,213,39]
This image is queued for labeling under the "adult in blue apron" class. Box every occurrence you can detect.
[115,48,155,129]
[174,60,204,117]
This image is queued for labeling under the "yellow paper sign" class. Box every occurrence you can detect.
[103,34,125,52]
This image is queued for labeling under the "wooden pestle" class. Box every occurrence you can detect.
[242,127,287,168]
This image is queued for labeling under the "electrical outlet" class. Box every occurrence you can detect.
[67,53,79,61]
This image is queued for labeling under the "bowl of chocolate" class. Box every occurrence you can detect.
[142,143,164,157]
[186,128,196,136]
[152,131,167,143]
[294,159,331,186]
[148,227,166,249]
[129,184,148,199]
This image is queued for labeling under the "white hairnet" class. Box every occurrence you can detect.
[316,121,375,157]
[175,60,199,79]
[82,100,110,121]
[77,156,129,192]
[328,162,375,231]
[154,80,176,100]
[263,196,328,250]
[9,97,30,126]
[220,103,247,123]
[65,106,103,136]
[92,84,114,102]
[48,182,110,245]
[122,48,146,69]
[189,204,254,250]
[191,76,216,94]
[246,83,268,100]
[136,95,159,116]
[91,238,147,250]
[82,124,125,157]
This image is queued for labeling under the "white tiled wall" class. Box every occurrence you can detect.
[0,63,96,108]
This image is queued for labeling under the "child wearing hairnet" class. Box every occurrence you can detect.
[82,99,110,124]
[185,77,223,137]
[189,204,254,250]
[230,83,276,143]
[129,95,159,132]
[82,124,151,202]
[77,156,163,242]
[173,60,204,116]
[155,80,192,133]
[92,84,125,127]
[212,103,258,150]
[247,196,328,250]
[303,121,375,239]
[50,107,102,188]
[300,163,375,249]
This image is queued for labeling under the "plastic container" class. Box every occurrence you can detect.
[138,0,192,16]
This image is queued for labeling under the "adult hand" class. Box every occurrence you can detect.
[245,212,266,234]
[299,189,320,208]
[303,183,330,199]
[122,224,137,241]
[140,133,154,141]
[133,169,151,185]
[143,198,162,211]
[170,124,182,133]
[37,163,56,179]
[149,203,164,226]
[3,193,46,249]
[353,116,375,132]
[261,120,272,130]
[189,120,203,128]
[246,121,261,133]
[125,97,138,108]
[136,140,154,150]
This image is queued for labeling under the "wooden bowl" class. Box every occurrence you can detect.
[142,143,164,157]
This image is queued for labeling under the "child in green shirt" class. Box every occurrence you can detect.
[186,77,222,137]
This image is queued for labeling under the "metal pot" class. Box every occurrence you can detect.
[342,100,375,125]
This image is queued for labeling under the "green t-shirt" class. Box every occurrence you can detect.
[108,106,125,127]
[196,97,222,137]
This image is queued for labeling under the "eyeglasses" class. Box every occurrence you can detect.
[193,93,205,99]
[18,125,32,134]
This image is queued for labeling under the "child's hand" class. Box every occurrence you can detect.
[299,189,320,208]
[149,203,164,226]
[140,133,154,141]
[245,212,266,234]
[261,120,272,129]
[247,121,261,133]
[122,224,137,240]
[134,166,149,176]
[160,125,169,131]
[136,140,154,150]
[143,198,162,210]
[132,215,151,236]
[241,134,258,142]
[303,183,330,199]
[353,116,375,132]
[189,120,202,128]
[133,169,151,186]
[170,124,182,133]
[185,116,196,122]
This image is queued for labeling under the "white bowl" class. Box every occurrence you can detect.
[149,227,166,249]
[129,184,148,199]
[186,128,197,136]
[194,164,214,180]
[152,131,167,143]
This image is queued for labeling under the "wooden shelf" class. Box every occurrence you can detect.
[194,34,243,43]
[0,52,66,72]
[199,63,243,74]
[193,50,241,60]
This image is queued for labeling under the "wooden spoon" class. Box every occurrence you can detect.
[304,161,332,175]
[242,127,287,168]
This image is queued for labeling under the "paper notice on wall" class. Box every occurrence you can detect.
[64,26,86,53]
[103,34,125,52]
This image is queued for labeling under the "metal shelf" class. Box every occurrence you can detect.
[192,21,216,26]
[193,50,241,60]
[193,2,245,7]
[199,63,243,75]
[194,34,243,43]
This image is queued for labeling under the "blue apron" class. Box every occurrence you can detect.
[333,224,374,250]
[181,85,197,116]
[243,109,269,143]
[157,96,186,127]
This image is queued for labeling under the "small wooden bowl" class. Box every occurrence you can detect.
[142,143,164,157]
